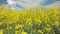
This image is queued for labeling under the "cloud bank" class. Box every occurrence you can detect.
[6,0,60,11]
[6,0,47,10]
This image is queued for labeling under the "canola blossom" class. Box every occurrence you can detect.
[0,4,60,34]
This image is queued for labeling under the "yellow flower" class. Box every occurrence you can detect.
[53,7,58,12]
[21,31,27,34]
[45,25,52,32]
[15,30,19,34]
[0,22,3,25]
[54,21,59,26]
[26,18,32,25]
[35,19,41,24]
[38,30,43,34]
[0,29,3,34]
[1,4,6,9]
[0,23,2,25]
[15,24,24,29]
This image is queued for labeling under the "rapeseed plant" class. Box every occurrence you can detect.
[21,31,27,34]
[0,5,60,34]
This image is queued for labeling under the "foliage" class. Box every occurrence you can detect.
[0,5,60,34]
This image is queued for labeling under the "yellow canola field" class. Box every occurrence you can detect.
[0,4,60,34]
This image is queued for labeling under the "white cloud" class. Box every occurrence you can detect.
[6,0,47,10]
[7,0,16,5]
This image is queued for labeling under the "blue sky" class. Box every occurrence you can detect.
[0,0,60,6]
[0,0,60,11]
[0,0,7,5]
[0,0,58,5]
[42,0,60,5]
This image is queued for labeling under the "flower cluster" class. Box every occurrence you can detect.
[0,5,60,34]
